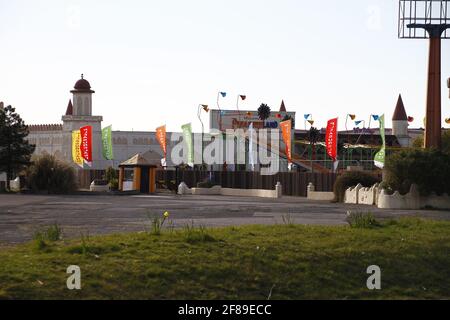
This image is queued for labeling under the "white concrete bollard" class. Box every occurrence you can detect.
[276,182,283,198]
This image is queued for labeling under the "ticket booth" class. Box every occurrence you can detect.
[119,151,161,194]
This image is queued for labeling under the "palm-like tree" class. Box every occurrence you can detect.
[308,127,320,173]
[257,104,271,121]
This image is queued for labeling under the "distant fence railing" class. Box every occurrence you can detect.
[156,170,338,197]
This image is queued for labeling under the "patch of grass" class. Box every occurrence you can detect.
[183,221,217,244]
[45,223,63,242]
[0,218,449,300]
[32,223,63,251]
[346,211,381,229]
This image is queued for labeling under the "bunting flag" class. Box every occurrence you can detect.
[280,119,292,164]
[355,120,363,126]
[307,120,315,126]
[239,95,247,101]
[181,123,194,166]
[156,125,167,159]
[445,118,450,124]
[101,125,114,160]
[349,114,356,121]
[220,92,227,98]
[304,114,312,120]
[408,116,415,123]
[72,130,84,167]
[374,114,386,169]
[372,115,380,121]
[248,123,255,170]
[326,118,338,162]
[80,126,93,167]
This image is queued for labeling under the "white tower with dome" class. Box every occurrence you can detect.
[61,75,105,169]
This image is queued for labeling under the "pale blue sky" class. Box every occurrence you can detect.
[1,0,450,132]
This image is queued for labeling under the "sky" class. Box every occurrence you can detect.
[1,0,450,133]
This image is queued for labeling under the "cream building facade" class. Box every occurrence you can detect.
[27,76,175,170]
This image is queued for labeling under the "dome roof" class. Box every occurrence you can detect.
[74,78,91,90]
[71,74,95,93]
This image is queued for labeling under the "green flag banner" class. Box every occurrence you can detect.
[374,114,385,169]
[181,123,194,166]
[102,125,114,160]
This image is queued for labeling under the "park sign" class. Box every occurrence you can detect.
[209,109,296,131]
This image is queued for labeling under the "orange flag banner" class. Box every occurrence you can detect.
[156,125,167,158]
[280,119,292,164]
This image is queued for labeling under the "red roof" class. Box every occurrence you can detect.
[65,100,73,115]
[280,100,286,112]
[392,94,408,121]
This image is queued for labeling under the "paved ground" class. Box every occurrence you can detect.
[0,193,449,244]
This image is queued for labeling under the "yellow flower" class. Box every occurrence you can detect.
[163,211,170,218]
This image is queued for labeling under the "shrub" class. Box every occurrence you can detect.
[26,154,77,194]
[333,171,380,202]
[105,167,118,183]
[411,131,450,155]
[109,178,119,191]
[383,149,450,196]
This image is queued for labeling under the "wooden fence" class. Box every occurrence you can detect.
[77,169,338,197]
[156,170,338,197]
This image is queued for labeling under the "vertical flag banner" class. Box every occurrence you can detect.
[280,119,292,164]
[248,123,255,170]
[181,123,194,166]
[326,118,338,161]
[72,130,84,167]
[374,114,386,169]
[102,125,114,160]
[156,125,167,167]
[156,125,167,158]
[80,126,93,167]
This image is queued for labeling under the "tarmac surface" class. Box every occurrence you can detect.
[0,193,449,244]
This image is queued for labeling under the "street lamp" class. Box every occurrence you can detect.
[304,114,313,130]
[368,115,379,129]
[197,104,209,166]
[236,95,246,126]
[216,91,227,131]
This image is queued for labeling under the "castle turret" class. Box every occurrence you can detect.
[392,94,410,146]
[62,75,104,169]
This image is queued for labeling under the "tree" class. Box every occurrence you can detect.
[257,104,271,121]
[308,127,321,173]
[0,105,35,187]
[308,127,320,160]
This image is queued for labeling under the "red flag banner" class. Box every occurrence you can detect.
[156,125,167,157]
[326,118,338,161]
[280,119,292,164]
[80,126,93,165]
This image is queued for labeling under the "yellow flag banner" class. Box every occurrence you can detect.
[72,130,84,167]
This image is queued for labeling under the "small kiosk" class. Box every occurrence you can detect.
[118,150,162,194]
